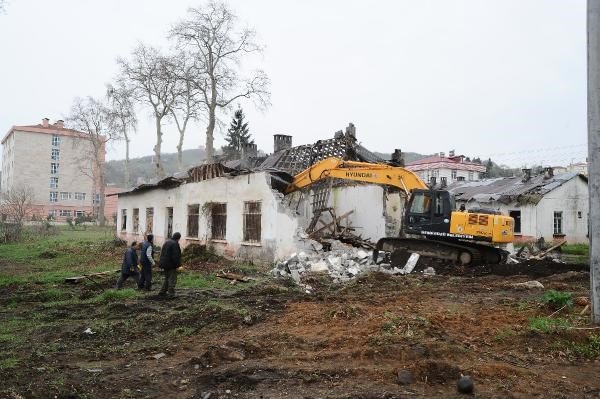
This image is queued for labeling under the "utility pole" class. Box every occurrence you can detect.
[588,0,600,324]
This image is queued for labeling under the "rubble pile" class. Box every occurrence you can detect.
[510,239,566,264]
[272,240,421,283]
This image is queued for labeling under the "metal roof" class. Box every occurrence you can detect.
[446,172,587,204]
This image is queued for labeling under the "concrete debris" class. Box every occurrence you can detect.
[152,353,167,360]
[272,240,421,283]
[83,327,95,335]
[422,267,436,277]
[512,240,567,263]
[512,280,545,289]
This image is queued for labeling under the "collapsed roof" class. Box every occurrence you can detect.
[447,172,587,205]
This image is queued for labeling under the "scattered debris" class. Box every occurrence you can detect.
[574,296,590,306]
[513,240,567,263]
[83,327,95,335]
[512,280,545,290]
[422,266,436,277]
[86,368,103,373]
[152,353,167,360]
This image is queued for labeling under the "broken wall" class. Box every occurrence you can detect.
[116,172,300,264]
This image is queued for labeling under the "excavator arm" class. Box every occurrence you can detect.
[284,157,428,194]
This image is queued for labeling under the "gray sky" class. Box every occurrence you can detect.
[0,0,587,167]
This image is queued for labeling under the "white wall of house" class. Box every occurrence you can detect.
[291,184,406,242]
[459,177,589,243]
[116,172,301,263]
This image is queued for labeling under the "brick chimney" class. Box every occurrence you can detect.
[273,134,292,153]
[522,168,532,182]
[42,118,50,127]
[449,149,455,157]
[440,151,445,158]
[55,119,64,129]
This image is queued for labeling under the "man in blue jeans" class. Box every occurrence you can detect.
[116,241,140,289]
[138,234,155,291]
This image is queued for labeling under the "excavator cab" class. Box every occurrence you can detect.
[404,189,455,238]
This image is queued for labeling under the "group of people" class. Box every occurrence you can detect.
[116,232,183,298]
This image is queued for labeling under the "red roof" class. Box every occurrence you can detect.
[2,122,100,144]
[406,155,486,172]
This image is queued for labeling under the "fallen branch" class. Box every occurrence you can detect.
[216,272,254,282]
[65,270,119,284]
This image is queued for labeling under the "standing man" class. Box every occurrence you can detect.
[158,232,182,298]
[116,241,140,289]
[138,234,155,291]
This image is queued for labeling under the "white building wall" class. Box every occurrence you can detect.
[116,172,300,263]
[416,168,483,185]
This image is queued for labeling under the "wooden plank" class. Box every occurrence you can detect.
[308,210,354,238]
[216,272,254,282]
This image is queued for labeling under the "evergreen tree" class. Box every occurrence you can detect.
[485,158,493,176]
[222,107,253,160]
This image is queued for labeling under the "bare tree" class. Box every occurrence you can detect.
[67,97,116,226]
[107,81,137,187]
[170,56,204,171]
[117,45,178,177]
[0,184,34,241]
[171,1,270,162]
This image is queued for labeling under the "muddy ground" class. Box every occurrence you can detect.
[1,256,599,399]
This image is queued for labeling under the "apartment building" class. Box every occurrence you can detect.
[1,118,104,221]
[406,150,487,186]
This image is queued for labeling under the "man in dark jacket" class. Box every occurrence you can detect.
[158,232,182,298]
[138,234,155,291]
[116,241,141,289]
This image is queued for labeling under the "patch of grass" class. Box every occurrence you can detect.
[92,288,138,302]
[528,316,572,333]
[0,357,18,370]
[177,271,234,290]
[495,328,516,341]
[541,290,573,309]
[562,244,589,256]
[571,334,600,358]
[37,287,72,302]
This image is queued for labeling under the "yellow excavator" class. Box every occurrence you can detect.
[285,157,514,265]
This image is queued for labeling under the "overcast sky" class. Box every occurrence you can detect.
[0,0,587,167]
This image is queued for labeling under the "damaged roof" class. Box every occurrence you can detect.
[258,134,385,175]
[447,172,587,204]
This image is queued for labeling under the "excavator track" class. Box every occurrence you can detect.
[373,237,508,266]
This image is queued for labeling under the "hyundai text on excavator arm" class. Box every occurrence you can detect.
[285,157,514,266]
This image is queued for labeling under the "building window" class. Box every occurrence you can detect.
[48,210,57,219]
[243,201,261,243]
[60,192,70,200]
[509,210,521,234]
[578,211,582,219]
[440,177,447,187]
[211,203,227,240]
[187,204,200,237]
[93,193,100,205]
[145,207,154,234]
[51,135,61,147]
[74,192,86,201]
[51,148,60,161]
[121,209,127,231]
[75,210,84,217]
[50,163,59,174]
[431,169,439,177]
[166,207,174,238]
[553,211,563,235]
[59,210,72,217]
[457,176,465,182]
[429,177,436,186]
[451,170,457,180]
[49,177,59,189]
[133,208,139,233]
[49,191,58,203]
[468,172,474,181]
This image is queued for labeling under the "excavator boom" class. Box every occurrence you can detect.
[284,157,428,194]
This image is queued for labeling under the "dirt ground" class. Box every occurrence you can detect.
[1,256,599,399]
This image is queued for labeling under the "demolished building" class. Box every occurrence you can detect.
[114,124,409,263]
[447,168,589,243]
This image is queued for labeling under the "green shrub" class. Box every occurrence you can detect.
[528,316,571,333]
[561,244,589,256]
[541,290,573,309]
[571,334,600,358]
